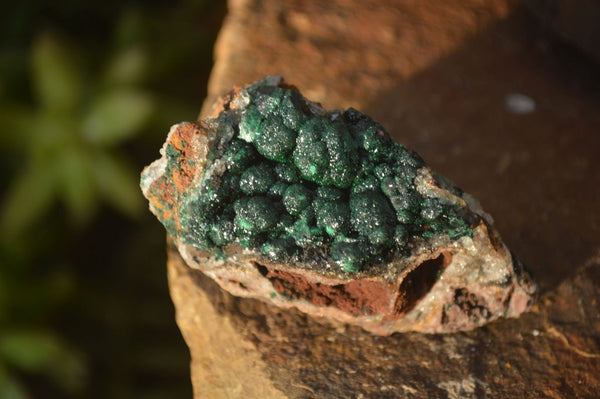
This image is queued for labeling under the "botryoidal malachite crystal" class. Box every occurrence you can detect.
[141,77,537,334]
[148,77,471,272]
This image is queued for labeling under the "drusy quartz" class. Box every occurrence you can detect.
[141,77,537,334]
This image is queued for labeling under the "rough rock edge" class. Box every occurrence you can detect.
[142,78,538,334]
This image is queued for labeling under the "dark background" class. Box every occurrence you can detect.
[0,1,225,398]
[2,0,599,398]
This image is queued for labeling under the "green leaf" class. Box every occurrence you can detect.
[82,89,153,146]
[0,163,56,237]
[0,331,85,393]
[0,272,6,322]
[93,151,144,217]
[0,331,61,371]
[0,104,34,151]
[31,33,81,113]
[0,366,28,399]
[103,46,147,86]
[30,111,78,160]
[57,147,97,225]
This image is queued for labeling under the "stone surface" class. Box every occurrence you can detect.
[143,77,537,334]
[168,0,600,396]
[526,0,600,63]
[170,243,599,398]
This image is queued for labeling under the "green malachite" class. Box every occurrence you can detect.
[163,77,473,272]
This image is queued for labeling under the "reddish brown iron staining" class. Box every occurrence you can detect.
[145,172,180,230]
[257,265,393,317]
[250,254,458,322]
[143,122,212,234]
[207,86,243,117]
[170,122,206,194]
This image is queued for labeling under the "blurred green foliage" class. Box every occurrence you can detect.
[1,32,151,236]
[0,1,225,398]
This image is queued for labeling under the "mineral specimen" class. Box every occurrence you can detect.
[141,76,537,334]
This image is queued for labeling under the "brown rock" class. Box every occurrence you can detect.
[169,242,600,397]
[167,0,600,396]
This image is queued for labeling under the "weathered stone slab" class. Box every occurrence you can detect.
[169,242,599,397]
[165,0,600,396]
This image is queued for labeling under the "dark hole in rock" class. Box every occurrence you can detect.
[453,287,492,322]
[255,263,269,277]
[253,262,391,316]
[228,279,247,290]
[393,253,449,317]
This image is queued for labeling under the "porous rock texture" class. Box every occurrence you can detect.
[166,0,600,397]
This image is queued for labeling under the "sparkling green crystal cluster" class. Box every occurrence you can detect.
[174,79,472,272]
